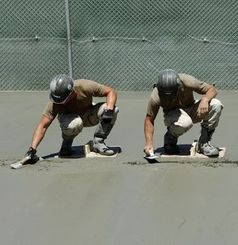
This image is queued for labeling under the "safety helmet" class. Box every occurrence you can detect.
[49,74,74,104]
[157,69,181,96]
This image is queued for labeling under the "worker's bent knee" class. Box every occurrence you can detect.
[210,98,223,112]
[170,117,193,137]
[58,114,83,137]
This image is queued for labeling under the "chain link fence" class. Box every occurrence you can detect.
[0,0,238,91]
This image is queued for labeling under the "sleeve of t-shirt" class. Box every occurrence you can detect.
[179,73,213,94]
[42,102,58,120]
[146,88,160,119]
[79,79,106,97]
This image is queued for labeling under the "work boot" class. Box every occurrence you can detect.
[164,143,180,155]
[59,138,73,157]
[197,142,219,157]
[197,126,219,157]
[163,130,180,155]
[93,137,115,156]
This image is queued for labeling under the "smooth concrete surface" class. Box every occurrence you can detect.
[0,91,238,245]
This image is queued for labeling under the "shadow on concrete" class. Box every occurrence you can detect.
[41,145,122,160]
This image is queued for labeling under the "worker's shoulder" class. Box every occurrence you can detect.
[74,79,103,88]
[178,73,196,81]
[150,87,160,103]
[178,73,203,87]
[74,78,96,85]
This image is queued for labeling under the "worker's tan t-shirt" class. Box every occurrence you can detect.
[147,73,213,119]
[43,79,106,120]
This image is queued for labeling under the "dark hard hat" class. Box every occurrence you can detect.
[49,74,74,104]
[157,69,181,96]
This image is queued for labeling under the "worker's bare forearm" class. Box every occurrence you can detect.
[144,116,154,145]
[30,115,52,150]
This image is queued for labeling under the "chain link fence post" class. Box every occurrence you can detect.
[65,0,73,78]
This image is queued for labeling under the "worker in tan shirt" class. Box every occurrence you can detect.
[23,74,119,163]
[144,69,223,157]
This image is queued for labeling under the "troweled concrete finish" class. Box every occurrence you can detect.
[0,91,237,245]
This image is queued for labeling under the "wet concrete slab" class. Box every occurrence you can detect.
[0,91,238,245]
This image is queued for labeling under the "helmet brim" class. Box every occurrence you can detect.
[159,89,179,99]
[49,90,73,104]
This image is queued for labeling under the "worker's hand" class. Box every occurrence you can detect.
[144,144,154,156]
[198,97,209,117]
[102,109,114,123]
[25,147,39,163]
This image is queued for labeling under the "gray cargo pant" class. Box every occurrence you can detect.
[58,102,119,140]
[164,98,223,137]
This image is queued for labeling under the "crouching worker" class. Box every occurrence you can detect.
[24,74,119,162]
[144,69,223,157]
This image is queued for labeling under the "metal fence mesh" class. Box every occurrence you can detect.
[0,0,238,91]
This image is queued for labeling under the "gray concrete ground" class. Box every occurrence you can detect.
[0,91,238,245]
